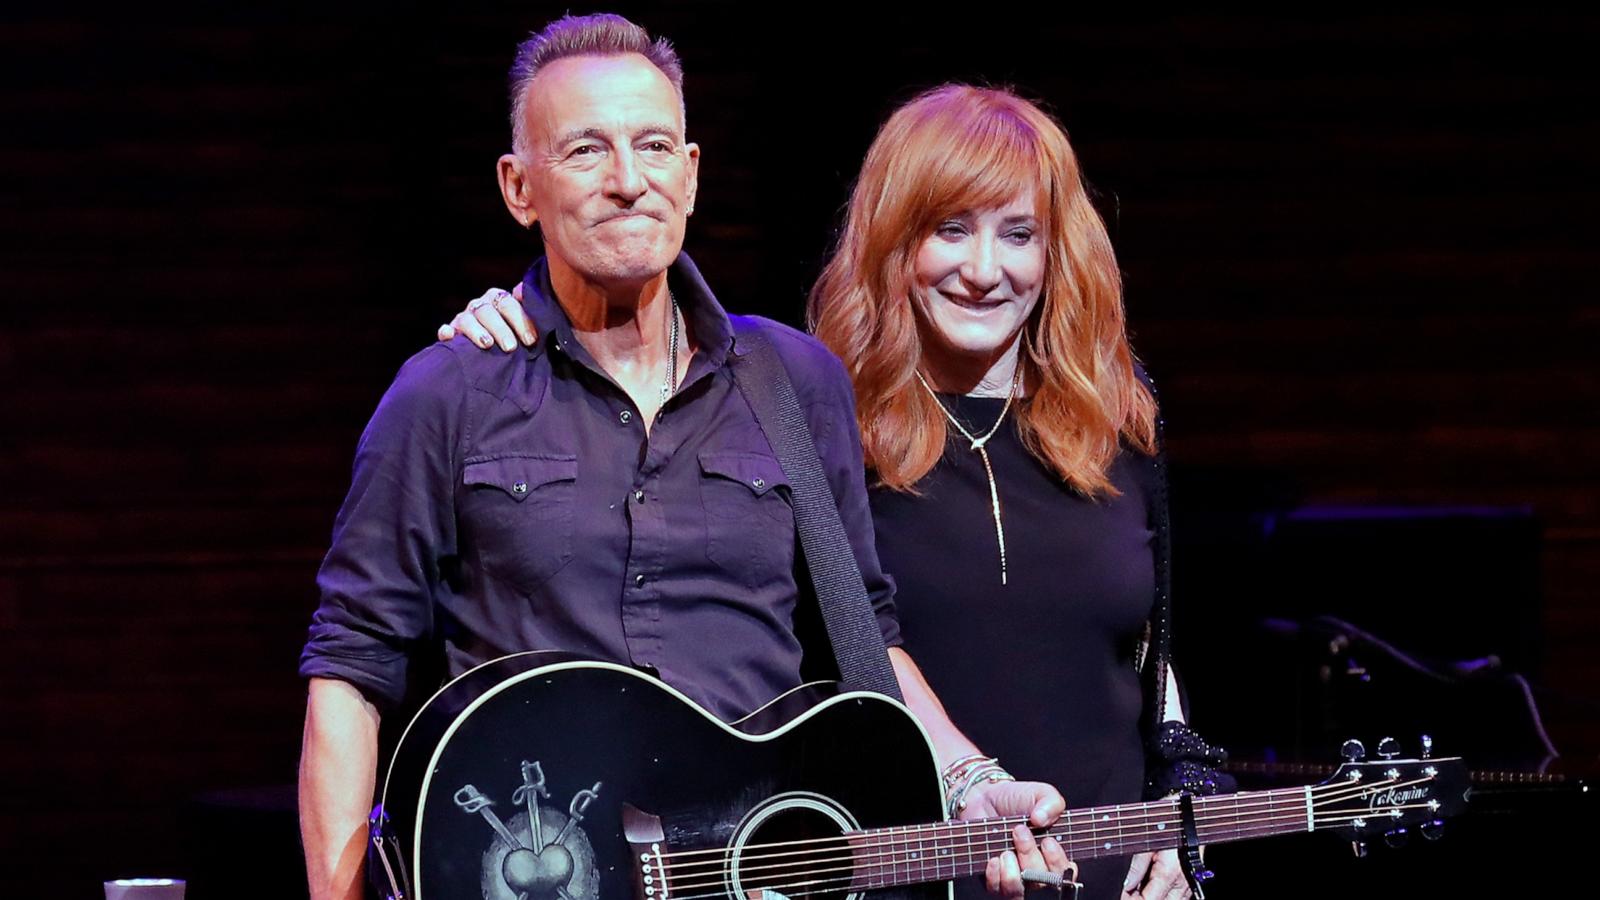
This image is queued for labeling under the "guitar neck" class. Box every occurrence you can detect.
[851,787,1313,890]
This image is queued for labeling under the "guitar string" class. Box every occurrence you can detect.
[659,812,1379,897]
[664,816,1435,900]
[656,782,1423,887]
[653,781,1431,886]
[656,798,1432,895]
[653,776,1407,862]
[655,775,1426,876]
[657,804,1440,900]
[675,807,1421,900]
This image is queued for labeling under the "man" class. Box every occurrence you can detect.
[298,14,1068,900]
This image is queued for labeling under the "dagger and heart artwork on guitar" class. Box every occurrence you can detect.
[449,761,603,900]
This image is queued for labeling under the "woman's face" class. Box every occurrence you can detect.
[912,189,1046,369]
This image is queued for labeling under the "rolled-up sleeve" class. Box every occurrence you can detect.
[299,345,466,711]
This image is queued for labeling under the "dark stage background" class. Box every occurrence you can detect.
[3,5,1597,898]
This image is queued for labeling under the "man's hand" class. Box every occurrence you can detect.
[964,779,1069,900]
[1121,848,1191,900]
[437,284,537,351]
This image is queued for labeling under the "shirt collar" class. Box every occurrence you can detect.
[518,251,737,368]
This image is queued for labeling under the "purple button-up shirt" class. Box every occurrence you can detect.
[300,254,899,721]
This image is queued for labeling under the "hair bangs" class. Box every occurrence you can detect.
[909,100,1052,231]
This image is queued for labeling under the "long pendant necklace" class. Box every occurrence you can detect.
[917,365,1023,586]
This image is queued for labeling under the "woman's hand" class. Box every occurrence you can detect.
[963,779,1071,900]
[1121,848,1191,900]
[437,284,537,351]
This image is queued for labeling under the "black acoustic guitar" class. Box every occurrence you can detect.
[370,653,1469,900]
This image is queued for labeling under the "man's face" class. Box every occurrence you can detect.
[519,53,699,289]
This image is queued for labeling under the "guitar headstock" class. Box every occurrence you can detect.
[1314,736,1470,848]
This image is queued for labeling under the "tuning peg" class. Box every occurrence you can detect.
[1420,734,1433,759]
[1341,738,1366,762]
[1351,840,1368,858]
[1376,737,1400,760]
[1420,820,1445,842]
[1383,828,1409,849]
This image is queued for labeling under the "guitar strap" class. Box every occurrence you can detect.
[1136,363,1176,749]
[726,317,904,702]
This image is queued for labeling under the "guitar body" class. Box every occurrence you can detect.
[377,654,950,900]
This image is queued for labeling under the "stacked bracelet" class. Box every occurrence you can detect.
[941,754,992,788]
[941,755,1014,819]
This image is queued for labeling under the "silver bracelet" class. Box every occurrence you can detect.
[941,754,995,789]
[946,763,1014,819]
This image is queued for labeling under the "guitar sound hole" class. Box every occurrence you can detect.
[727,794,860,900]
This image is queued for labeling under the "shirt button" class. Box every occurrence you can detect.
[634,574,646,587]
[619,410,633,424]
[752,478,765,489]
[633,489,645,503]
[512,481,529,495]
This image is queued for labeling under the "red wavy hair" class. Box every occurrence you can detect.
[809,84,1157,495]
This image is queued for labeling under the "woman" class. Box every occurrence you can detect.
[441,85,1218,900]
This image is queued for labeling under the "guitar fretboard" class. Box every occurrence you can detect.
[849,787,1314,890]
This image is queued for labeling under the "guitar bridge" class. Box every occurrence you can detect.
[623,803,670,900]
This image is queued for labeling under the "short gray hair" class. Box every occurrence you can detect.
[508,13,685,155]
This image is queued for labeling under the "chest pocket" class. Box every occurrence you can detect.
[698,450,795,590]
[460,454,577,595]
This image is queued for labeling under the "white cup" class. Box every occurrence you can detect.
[104,879,186,900]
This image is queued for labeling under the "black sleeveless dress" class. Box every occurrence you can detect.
[871,394,1157,900]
